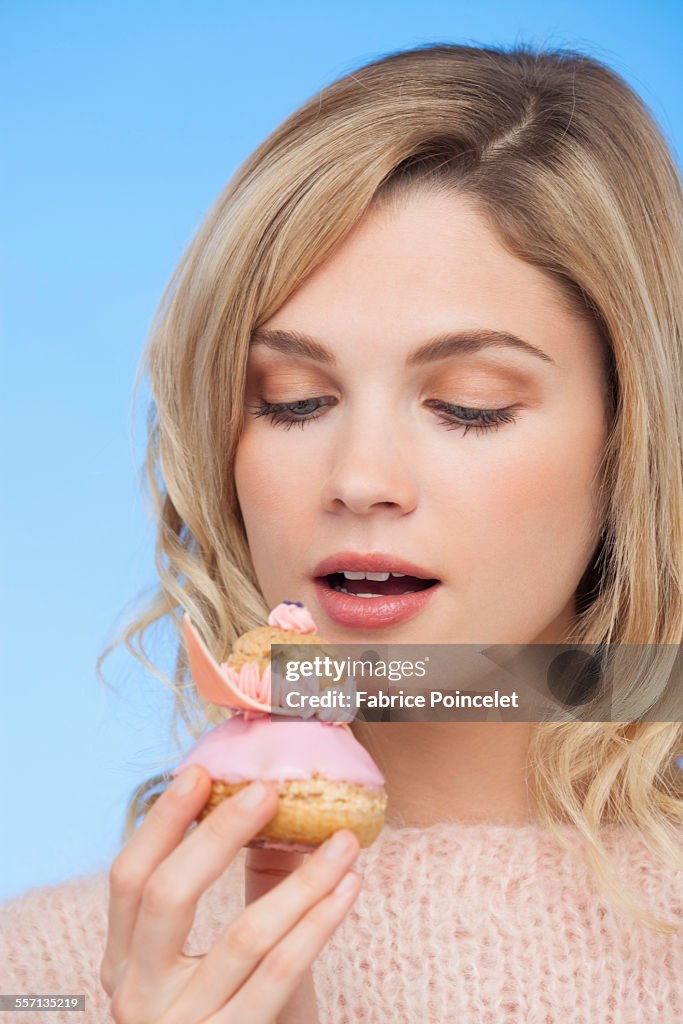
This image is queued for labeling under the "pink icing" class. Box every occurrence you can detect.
[267,602,317,633]
[172,715,385,789]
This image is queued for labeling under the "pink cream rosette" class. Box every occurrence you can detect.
[219,659,272,707]
[267,602,317,633]
[182,600,351,725]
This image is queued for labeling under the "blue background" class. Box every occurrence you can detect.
[2,1,681,900]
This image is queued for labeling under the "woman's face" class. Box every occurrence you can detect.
[234,192,608,645]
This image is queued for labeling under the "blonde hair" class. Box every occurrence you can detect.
[98,42,683,933]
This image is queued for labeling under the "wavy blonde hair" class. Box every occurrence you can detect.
[98,42,683,934]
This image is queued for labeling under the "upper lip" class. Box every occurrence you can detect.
[312,551,441,580]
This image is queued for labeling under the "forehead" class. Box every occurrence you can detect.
[252,192,600,373]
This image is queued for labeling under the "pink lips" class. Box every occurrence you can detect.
[313,575,441,629]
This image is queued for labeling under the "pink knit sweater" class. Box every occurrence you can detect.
[1,822,681,1023]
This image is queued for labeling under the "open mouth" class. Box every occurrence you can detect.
[321,572,440,598]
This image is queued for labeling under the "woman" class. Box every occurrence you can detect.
[2,41,681,1023]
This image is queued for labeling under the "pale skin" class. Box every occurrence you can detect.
[101,192,609,1022]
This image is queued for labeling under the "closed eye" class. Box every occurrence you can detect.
[247,396,520,436]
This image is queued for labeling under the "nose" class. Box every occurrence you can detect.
[319,419,419,516]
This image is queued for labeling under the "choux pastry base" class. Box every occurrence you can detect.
[197,773,387,850]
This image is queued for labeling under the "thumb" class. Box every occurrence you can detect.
[244,846,307,905]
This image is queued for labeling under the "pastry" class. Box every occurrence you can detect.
[171,601,387,851]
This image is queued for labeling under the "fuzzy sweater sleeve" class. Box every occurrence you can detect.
[0,853,247,1024]
[2,826,681,1024]
[0,873,115,1023]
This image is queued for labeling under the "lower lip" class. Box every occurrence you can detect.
[313,576,441,629]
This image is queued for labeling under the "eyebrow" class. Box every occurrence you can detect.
[249,326,555,367]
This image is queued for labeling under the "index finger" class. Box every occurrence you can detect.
[103,765,212,982]
[123,779,281,988]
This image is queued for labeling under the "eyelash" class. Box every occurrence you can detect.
[248,397,520,436]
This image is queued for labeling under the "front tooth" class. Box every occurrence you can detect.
[390,572,406,577]
[341,570,390,581]
[336,587,381,598]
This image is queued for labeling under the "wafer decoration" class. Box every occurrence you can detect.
[183,600,353,722]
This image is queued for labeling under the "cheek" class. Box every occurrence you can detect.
[234,430,309,521]
[448,408,605,578]
[233,431,300,601]
[233,429,320,603]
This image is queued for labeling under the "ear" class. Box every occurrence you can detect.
[182,613,271,712]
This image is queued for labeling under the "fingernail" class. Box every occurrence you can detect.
[236,781,268,807]
[174,766,200,796]
[333,872,357,897]
[323,831,351,859]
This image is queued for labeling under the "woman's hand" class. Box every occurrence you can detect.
[244,847,325,1024]
[100,764,361,1024]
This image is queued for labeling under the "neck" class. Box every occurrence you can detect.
[352,721,537,827]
